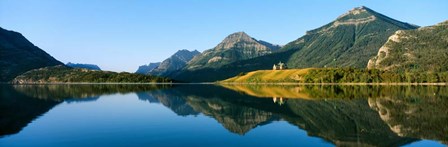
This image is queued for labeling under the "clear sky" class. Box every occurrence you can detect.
[1,0,447,72]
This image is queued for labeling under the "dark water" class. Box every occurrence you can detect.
[0,84,446,147]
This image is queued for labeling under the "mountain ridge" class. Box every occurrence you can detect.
[0,27,63,82]
[148,49,200,76]
[135,62,160,74]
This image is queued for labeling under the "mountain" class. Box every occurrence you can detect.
[0,27,63,82]
[282,6,418,68]
[148,49,200,76]
[135,62,160,74]
[185,32,280,70]
[170,6,418,82]
[66,62,101,70]
[368,20,448,72]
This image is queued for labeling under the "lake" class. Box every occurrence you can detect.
[0,84,446,146]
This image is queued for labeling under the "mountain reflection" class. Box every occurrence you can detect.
[142,85,420,146]
[0,85,60,137]
[1,84,446,146]
[137,89,199,116]
[0,84,168,137]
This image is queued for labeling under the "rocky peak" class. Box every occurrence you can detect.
[335,6,377,24]
[306,6,418,35]
[215,32,259,50]
[338,6,418,29]
[347,6,369,14]
[172,49,200,62]
[135,62,160,74]
[174,49,200,56]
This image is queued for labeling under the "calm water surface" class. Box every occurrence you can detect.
[0,84,446,146]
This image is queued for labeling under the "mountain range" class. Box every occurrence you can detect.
[1,6,447,83]
[168,6,420,82]
[138,32,280,77]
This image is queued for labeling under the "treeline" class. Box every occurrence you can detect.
[13,66,173,83]
[303,68,448,83]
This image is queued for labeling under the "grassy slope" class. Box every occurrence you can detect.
[222,69,312,83]
[221,68,448,83]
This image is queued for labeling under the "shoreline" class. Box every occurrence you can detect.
[2,82,448,86]
[0,82,215,85]
[217,82,448,86]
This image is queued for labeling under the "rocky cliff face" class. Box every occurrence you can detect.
[368,20,448,72]
[148,49,200,76]
[135,62,160,74]
[185,32,280,70]
[0,27,63,82]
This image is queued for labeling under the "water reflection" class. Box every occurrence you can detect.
[13,84,167,101]
[0,84,446,146]
[0,84,168,137]
[222,84,447,144]
[136,89,199,116]
[0,85,60,137]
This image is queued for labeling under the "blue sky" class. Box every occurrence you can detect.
[1,0,447,72]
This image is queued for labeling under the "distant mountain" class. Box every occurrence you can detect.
[135,62,160,74]
[170,6,418,82]
[368,20,448,72]
[185,32,280,70]
[66,62,101,70]
[148,49,200,76]
[0,27,63,82]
